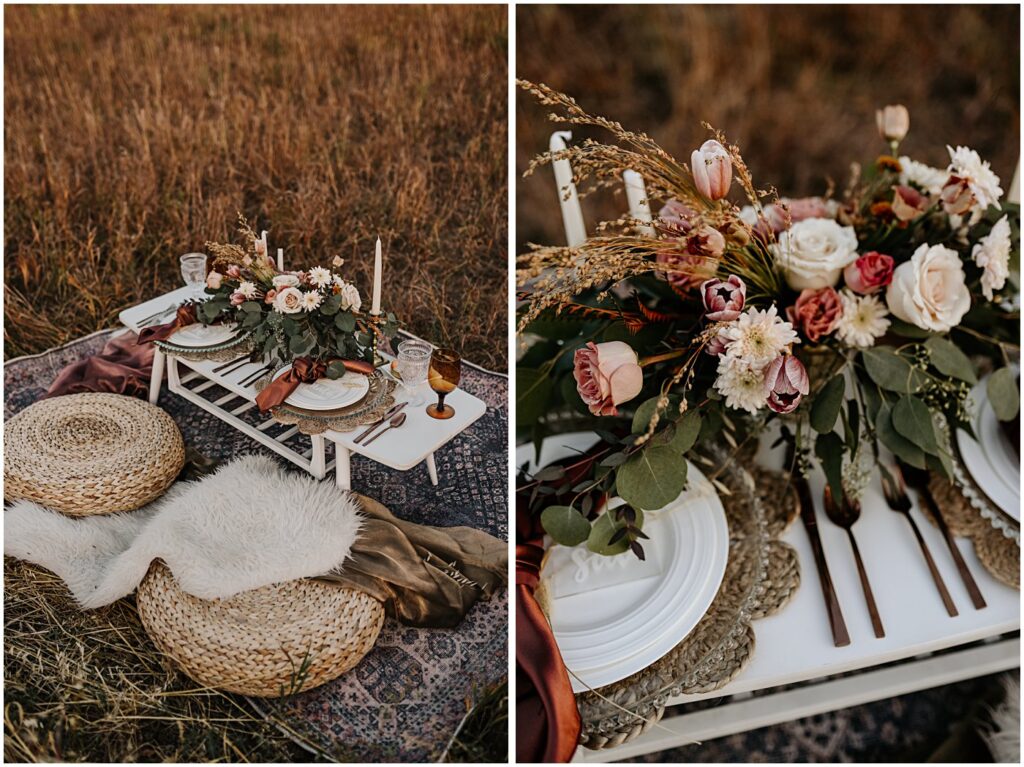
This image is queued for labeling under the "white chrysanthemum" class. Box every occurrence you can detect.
[973,215,1012,300]
[308,266,332,288]
[898,156,948,195]
[947,145,1003,210]
[714,355,768,414]
[836,291,890,348]
[301,291,323,311]
[238,280,258,299]
[720,305,799,368]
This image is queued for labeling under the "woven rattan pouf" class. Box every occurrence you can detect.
[137,562,385,697]
[4,393,185,516]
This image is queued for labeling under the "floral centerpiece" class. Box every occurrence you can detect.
[516,82,1020,559]
[200,216,399,380]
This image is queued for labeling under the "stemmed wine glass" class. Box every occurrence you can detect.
[426,348,461,419]
[180,253,208,299]
[395,339,431,406]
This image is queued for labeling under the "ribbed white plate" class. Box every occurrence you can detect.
[272,365,370,411]
[516,432,729,693]
[167,322,240,348]
[957,374,1020,521]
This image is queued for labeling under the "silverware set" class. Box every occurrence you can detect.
[137,304,178,328]
[353,402,408,445]
[797,459,987,647]
[206,355,274,387]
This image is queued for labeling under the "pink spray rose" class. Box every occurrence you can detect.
[573,341,644,417]
[891,185,928,222]
[763,355,810,414]
[206,271,224,290]
[787,287,843,343]
[701,275,746,321]
[264,289,277,305]
[690,140,732,200]
[760,197,832,234]
[843,252,894,294]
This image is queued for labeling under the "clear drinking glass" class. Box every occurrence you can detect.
[180,253,208,298]
[395,339,432,406]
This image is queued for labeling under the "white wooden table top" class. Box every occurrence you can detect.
[119,288,488,471]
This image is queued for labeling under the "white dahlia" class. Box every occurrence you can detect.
[714,354,768,415]
[835,291,891,348]
[720,305,800,368]
[972,215,1012,300]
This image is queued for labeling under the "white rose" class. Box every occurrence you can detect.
[339,283,362,313]
[272,274,300,288]
[272,286,303,314]
[885,244,971,332]
[772,218,859,290]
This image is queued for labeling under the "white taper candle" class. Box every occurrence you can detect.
[276,247,284,271]
[371,237,383,315]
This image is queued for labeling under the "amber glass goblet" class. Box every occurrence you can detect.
[426,348,461,419]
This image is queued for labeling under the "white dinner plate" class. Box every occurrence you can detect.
[167,322,241,348]
[515,432,730,693]
[956,374,1020,521]
[272,364,370,411]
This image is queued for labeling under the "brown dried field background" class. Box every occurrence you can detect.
[517,4,1020,251]
[5,4,508,369]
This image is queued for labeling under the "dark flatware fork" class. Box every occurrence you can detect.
[823,487,884,638]
[880,464,958,617]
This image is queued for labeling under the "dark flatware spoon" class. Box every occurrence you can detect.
[823,486,885,638]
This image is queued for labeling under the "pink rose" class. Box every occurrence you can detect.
[843,252,894,294]
[691,139,732,200]
[701,275,746,321]
[264,289,277,305]
[573,341,644,417]
[226,264,242,279]
[656,225,726,292]
[891,185,928,222]
[787,287,843,343]
[763,355,810,414]
[206,271,224,290]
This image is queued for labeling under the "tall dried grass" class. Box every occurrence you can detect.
[5,4,508,369]
[516,4,1019,250]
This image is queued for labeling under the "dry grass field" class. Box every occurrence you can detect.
[517,4,1020,250]
[5,4,508,369]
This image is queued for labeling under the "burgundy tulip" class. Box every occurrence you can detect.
[763,355,810,414]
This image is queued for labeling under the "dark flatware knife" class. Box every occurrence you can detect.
[353,402,408,444]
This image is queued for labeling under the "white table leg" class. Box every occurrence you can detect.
[335,444,352,490]
[310,434,326,479]
[426,452,439,486]
[149,348,165,405]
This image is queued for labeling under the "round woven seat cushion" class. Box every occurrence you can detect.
[137,562,385,697]
[4,393,185,516]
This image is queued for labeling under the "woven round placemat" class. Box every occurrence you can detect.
[154,329,255,362]
[137,561,385,697]
[3,393,185,516]
[570,444,801,750]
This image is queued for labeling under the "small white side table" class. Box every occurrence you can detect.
[119,288,487,488]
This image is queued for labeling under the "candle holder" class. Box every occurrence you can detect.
[367,312,386,369]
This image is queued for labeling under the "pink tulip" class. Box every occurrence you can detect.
[690,140,732,200]
[763,355,810,414]
[264,289,277,305]
[657,198,698,234]
[876,105,910,143]
[701,275,746,321]
[843,252,894,294]
[573,341,644,417]
[230,292,245,306]
[226,264,242,279]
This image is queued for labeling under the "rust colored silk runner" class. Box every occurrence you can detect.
[254,356,375,412]
[46,331,155,400]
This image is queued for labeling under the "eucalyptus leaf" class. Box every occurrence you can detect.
[615,446,688,510]
[862,347,925,393]
[541,505,591,547]
[281,316,299,336]
[670,409,702,454]
[324,360,348,380]
[631,396,678,434]
[887,317,933,339]
[924,336,977,384]
[891,395,941,456]
[814,431,844,507]
[987,367,1020,422]
[810,375,846,433]
[876,402,927,469]
[587,507,645,556]
[335,312,357,333]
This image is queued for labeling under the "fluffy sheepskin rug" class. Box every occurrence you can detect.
[5,454,362,608]
[982,673,1020,763]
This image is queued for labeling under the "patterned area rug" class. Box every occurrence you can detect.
[4,329,508,763]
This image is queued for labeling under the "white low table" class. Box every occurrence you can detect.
[519,432,1019,762]
[119,287,487,489]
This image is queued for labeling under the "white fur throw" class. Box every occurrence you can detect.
[4,454,362,608]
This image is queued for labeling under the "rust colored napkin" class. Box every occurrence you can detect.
[516,458,590,762]
[46,332,155,400]
[254,356,375,412]
[136,304,197,345]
